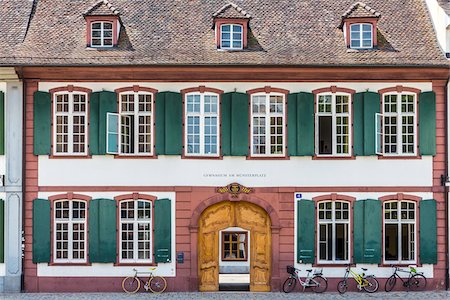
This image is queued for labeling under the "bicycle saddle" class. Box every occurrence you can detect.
[306,269,312,272]
[361,268,368,271]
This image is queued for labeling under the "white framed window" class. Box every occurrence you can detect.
[54,92,88,155]
[251,93,286,157]
[185,92,220,156]
[384,201,416,264]
[378,93,417,156]
[220,24,243,50]
[107,92,154,155]
[316,93,351,156]
[317,201,350,263]
[91,21,113,47]
[54,200,87,263]
[120,200,152,263]
[350,23,373,49]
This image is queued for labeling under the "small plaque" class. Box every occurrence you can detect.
[216,183,253,198]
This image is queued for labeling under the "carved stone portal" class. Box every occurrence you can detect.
[198,201,271,292]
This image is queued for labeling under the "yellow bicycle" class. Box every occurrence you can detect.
[122,267,167,294]
[337,264,379,294]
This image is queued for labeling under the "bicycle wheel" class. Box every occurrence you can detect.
[148,276,167,293]
[122,276,140,294]
[385,275,397,292]
[282,277,297,293]
[363,275,379,293]
[337,280,347,294]
[408,274,427,291]
[311,275,327,293]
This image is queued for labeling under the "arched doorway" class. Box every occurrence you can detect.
[198,201,271,292]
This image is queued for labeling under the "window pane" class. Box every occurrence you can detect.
[362,24,372,31]
[335,223,348,261]
[318,116,332,155]
[385,224,398,261]
[233,25,242,33]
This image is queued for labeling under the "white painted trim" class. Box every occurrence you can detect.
[349,23,373,49]
[90,21,114,48]
[220,24,243,50]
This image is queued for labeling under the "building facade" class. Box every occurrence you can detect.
[0,0,449,293]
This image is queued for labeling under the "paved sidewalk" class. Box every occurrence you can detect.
[2,292,450,300]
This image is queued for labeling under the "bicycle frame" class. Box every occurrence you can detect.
[343,266,370,289]
[391,267,419,286]
[294,269,325,290]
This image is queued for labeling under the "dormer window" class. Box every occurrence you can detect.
[91,21,113,47]
[221,24,243,50]
[350,23,373,49]
[213,3,251,51]
[340,2,380,50]
[83,0,120,48]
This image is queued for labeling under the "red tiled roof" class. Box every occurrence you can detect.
[0,0,447,66]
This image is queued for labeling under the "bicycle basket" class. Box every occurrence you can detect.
[286,265,296,275]
[313,268,323,275]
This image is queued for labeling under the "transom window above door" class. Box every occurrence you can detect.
[222,231,248,261]
[250,93,286,157]
[184,92,220,157]
[315,93,352,156]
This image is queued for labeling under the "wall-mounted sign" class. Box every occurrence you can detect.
[216,182,253,198]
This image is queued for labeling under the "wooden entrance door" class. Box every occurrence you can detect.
[198,201,271,292]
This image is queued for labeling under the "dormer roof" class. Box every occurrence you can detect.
[340,2,380,28]
[342,2,381,19]
[213,2,251,19]
[84,0,120,16]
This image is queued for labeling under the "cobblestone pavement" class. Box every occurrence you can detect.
[2,292,450,300]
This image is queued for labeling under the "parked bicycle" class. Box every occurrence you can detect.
[283,265,328,293]
[385,265,427,292]
[122,267,167,294]
[337,264,379,294]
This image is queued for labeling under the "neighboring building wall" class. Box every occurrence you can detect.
[23,78,446,292]
[426,0,450,54]
[0,68,23,292]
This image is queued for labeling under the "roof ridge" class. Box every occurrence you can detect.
[212,2,251,18]
[342,1,381,19]
[83,0,119,16]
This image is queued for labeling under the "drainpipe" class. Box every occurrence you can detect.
[445,77,450,291]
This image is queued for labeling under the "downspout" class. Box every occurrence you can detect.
[20,74,26,292]
[445,76,449,291]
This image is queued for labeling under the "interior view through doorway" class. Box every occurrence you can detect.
[218,228,250,291]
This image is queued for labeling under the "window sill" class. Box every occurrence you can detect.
[183,154,223,160]
[379,263,420,267]
[313,155,355,160]
[378,155,421,160]
[49,262,91,266]
[113,155,157,159]
[247,155,289,160]
[114,262,158,267]
[49,155,92,159]
[313,262,351,267]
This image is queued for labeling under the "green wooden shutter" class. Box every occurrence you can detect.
[363,92,380,155]
[154,198,172,263]
[298,92,314,156]
[419,92,436,156]
[297,199,315,263]
[287,93,299,156]
[155,92,182,155]
[353,92,364,156]
[33,91,52,155]
[353,199,382,263]
[98,91,118,154]
[221,93,232,156]
[0,91,4,155]
[420,199,437,264]
[0,199,4,263]
[230,92,249,156]
[89,92,100,155]
[155,92,166,155]
[32,198,51,263]
[89,199,117,263]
